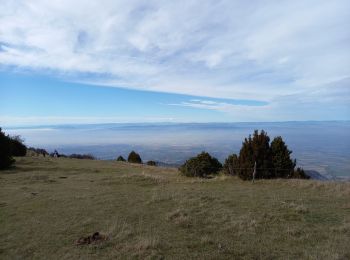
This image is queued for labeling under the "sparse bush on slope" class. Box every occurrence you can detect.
[179,151,222,177]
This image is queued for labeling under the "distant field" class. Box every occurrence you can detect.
[1,157,349,259]
[6,121,350,179]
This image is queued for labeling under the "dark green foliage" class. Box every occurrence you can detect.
[127,151,142,164]
[146,160,157,166]
[9,136,27,156]
[116,155,126,162]
[237,130,308,180]
[69,154,95,160]
[271,136,296,178]
[0,128,15,169]
[179,151,222,177]
[238,130,273,180]
[223,153,238,175]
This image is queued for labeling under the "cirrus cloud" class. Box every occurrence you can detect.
[0,0,349,120]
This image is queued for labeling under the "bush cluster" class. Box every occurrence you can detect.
[231,130,309,180]
[179,152,222,177]
[180,130,309,180]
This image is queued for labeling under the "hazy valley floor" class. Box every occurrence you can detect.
[1,157,350,259]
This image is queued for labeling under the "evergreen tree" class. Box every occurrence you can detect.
[270,136,295,178]
[127,151,142,164]
[223,153,238,175]
[238,130,273,180]
[0,128,15,169]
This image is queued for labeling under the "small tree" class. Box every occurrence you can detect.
[179,151,222,177]
[147,160,157,166]
[223,154,238,175]
[0,128,15,169]
[128,151,142,164]
[270,136,295,178]
[238,130,273,180]
[116,155,126,162]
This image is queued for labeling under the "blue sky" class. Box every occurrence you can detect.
[0,0,349,125]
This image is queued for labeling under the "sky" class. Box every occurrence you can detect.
[0,0,349,126]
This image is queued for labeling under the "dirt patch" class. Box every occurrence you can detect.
[75,232,108,245]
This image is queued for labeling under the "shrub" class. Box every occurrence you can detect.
[116,155,126,162]
[9,135,27,156]
[179,151,222,177]
[128,151,142,164]
[290,167,310,179]
[147,160,157,166]
[223,153,238,175]
[69,154,95,160]
[0,128,15,169]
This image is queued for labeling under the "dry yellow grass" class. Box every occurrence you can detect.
[0,157,349,259]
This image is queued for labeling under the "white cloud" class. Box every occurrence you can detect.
[0,115,176,126]
[0,0,349,119]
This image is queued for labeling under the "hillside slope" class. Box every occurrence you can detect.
[0,157,349,259]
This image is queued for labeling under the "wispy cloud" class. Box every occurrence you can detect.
[0,0,349,120]
[0,116,176,126]
[168,98,267,112]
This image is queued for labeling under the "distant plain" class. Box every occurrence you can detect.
[5,121,350,179]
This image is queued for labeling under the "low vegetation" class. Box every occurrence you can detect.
[146,160,157,166]
[180,130,309,180]
[116,155,126,162]
[0,128,27,169]
[179,151,222,177]
[0,157,349,259]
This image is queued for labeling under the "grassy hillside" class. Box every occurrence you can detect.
[1,157,349,259]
